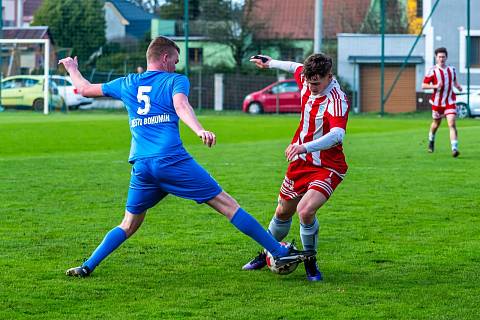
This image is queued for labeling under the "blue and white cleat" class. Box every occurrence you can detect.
[304,256,323,281]
[65,265,92,277]
[242,251,267,270]
[273,243,316,268]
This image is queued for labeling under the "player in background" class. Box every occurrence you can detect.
[422,47,463,157]
[243,53,349,281]
[59,36,314,278]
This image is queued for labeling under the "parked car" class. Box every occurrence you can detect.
[456,90,480,118]
[242,79,301,114]
[51,75,93,109]
[1,75,65,111]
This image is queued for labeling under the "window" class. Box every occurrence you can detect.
[1,80,16,89]
[188,48,203,65]
[271,81,299,94]
[280,48,304,63]
[459,30,480,73]
[469,36,480,68]
[23,79,39,88]
[416,0,423,18]
[52,78,71,87]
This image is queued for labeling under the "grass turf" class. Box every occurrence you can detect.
[0,111,479,319]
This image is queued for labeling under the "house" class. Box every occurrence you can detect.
[337,0,480,114]
[2,0,43,27]
[151,0,372,71]
[1,26,56,76]
[251,0,372,61]
[104,0,157,42]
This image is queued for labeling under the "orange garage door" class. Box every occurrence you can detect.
[360,64,416,113]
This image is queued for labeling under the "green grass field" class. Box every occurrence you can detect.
[1,111,479,319]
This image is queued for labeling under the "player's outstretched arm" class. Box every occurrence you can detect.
[58,56,104,97]
[250,54,302,73]
[173,93,216,147]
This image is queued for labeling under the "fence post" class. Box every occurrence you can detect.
[214,73,223,111]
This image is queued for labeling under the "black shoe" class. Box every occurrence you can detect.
[274,244,316,268]
[428,140,434,153]
[65,265,91,277]
[304,256,323,281]
[242,251,267,270]
[452,149,460,158]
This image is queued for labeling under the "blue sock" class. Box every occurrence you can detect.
[230,208,288,257]
[82,226,127,271]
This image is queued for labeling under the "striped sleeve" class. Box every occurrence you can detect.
[293,66,304,89]
[423,66,435,84]
[326,88,349,129]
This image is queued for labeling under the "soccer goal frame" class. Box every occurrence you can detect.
[0,38,51,114]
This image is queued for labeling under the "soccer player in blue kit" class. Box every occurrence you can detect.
[60,36,314,277]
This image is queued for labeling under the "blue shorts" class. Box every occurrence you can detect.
[126,156,222,214]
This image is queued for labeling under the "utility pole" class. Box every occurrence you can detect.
[184,0,189,78]
[314,0,323,53]
[467,0,470,110]
[380,0,385,116]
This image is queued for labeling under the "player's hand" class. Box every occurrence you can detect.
[58,56,79,74]
[198,130,216,148]
[285,144,306,162]
[249,55,271,69]
[433,82,442,89]
[456,85,463,92]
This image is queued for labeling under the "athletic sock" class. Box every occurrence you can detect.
[300,218,319,251]
[428,132,435,142]
[82,226,127,272]
[451,140,458,151]
[268,216,292,241]
[230,208,288,257]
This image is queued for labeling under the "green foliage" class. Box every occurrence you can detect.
[360,0,409,34]
[0,112,479,319]
[32,0,106,65]
[157,0,201,20]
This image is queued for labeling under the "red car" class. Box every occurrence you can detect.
[242,79,301,114]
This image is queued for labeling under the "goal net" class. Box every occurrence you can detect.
[0,38,52,114]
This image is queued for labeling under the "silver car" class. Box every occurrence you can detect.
[456,90,480,118]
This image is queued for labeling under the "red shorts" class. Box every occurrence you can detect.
[432,104,456,120]
[279,160,344,200]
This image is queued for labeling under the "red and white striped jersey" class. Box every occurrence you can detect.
[291,66,349,176]
[423,65,457,107]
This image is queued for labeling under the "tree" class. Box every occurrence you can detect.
[32,0,106,65]
[203,0,265,69]
[360,0,409,34]
[156,0,201,20]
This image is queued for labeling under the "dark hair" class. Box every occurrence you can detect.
[147,36,180,63]
[434,47,448,57]
[302,53,333,80]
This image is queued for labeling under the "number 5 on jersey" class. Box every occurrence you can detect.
[137,86,152,115]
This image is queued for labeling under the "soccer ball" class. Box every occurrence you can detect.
[265,242,299,275]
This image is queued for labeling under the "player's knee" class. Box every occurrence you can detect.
[296,205,316,222]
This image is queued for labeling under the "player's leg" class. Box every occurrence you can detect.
[428,110,442,153]
[207,192,290,257]
[66,159,166,277]
[298,170,344,281]
[162,157,314,263]
[66,210,147,277]
[268,196,299,241]
[295,189,327,281]
[242,197,299,270]
[446,113,459,157]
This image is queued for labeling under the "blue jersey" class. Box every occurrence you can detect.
[102,71,191,163]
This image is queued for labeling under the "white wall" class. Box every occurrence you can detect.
[104,4,126,41]
[337,34,426,93]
